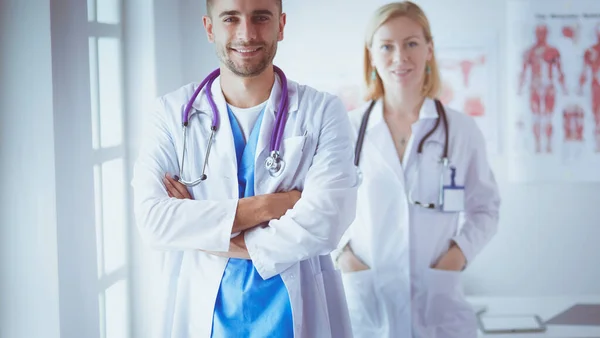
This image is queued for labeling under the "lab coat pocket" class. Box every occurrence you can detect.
[424,268,472,327]
[257,133,308,192]
[416,145,444,207]
[341,269,382,331]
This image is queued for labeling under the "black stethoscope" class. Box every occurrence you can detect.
[354,98,451,209]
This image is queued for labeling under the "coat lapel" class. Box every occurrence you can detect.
[192,76,238,197]
[363,100,405,184]
[254,73,299,193]
[403,98,442,171]
[191,70,300,197]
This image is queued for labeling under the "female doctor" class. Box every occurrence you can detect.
[334,2,501,338]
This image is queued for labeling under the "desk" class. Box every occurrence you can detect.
[467,296,600,338]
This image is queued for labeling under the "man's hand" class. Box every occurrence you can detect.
[267,190,301,220]
[205,234,250,260]
[163,173,192,199]
[432,243,466,271]
[163,174,252,259]
[164,172,301,223]
[229,234,250,259]
[337,245,370,273]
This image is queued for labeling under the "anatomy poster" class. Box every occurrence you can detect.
[437,40,500,155]
[507,0,600,182]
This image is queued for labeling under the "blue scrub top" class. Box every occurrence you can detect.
[210,106,293,338]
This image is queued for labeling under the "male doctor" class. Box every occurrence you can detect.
[131,0,357,337]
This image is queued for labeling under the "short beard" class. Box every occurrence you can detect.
[217,42,277,77]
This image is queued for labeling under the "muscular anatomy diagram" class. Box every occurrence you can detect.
[440,55,486,88]
[518,24,568,154]
[578,23,600,152]
[563,104,585,142]
[562,104,585,161]
[439,55,487,117]
[439,80,455,106]
[562,23,580,44]
[464,97,485,117]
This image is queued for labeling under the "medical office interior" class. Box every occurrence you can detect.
[1,0,600,337]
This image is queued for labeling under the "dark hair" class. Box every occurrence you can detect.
[206,0,283,16]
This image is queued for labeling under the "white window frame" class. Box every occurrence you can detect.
[87,0,131,337]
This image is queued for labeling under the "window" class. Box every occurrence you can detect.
[88,0,130,337]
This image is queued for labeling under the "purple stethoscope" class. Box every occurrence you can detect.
[178,66,289,186]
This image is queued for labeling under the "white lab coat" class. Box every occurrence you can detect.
[336,98,500,338]
[131,74,358,338]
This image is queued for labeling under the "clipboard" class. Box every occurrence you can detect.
[477,313,547,334]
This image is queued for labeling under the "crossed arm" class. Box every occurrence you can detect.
[162,173,301,260]
[132,96,357,279]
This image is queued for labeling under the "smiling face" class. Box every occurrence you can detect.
[369,15,433,94]
[203,0,285,77]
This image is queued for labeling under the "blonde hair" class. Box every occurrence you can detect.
[363,1,441,101]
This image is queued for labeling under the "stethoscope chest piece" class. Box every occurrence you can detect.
[178,66,290,187]
[265,151,285,177]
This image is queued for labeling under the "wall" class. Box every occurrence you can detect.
[179,0,219,85]
[50,0,102,336]
[0,1,61,337]
[1,0,106,336]
[123,1,157,337]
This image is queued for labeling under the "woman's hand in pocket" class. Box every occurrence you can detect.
[432,243,466,271]
[337,246,370,273]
